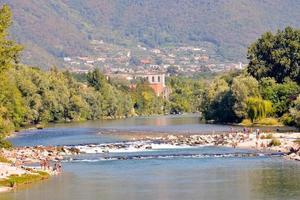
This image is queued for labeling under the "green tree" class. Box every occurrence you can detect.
[231,75,260,120]
[167,77,204,114]
[87,69,108,92]
[259,78,300,116]
[246,97,273,122]
[0,5,25,135]
[247,27,300,83]
[289,95,300,127]
[0,5,23,73]
[131,83,163,115]
[202,78,236,122]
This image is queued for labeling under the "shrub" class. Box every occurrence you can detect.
[256,118,281,126]
[266,134,273,139]
[268,138,281,147]
[280,113,295,126]
[240,119,252,126]
[0,154,11,163]
[293,139,300,146]
[0,139,13,149]
[261,133,273,139]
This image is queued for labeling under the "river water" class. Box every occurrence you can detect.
[1,115,300,200]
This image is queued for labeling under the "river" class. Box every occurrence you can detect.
[1,114,300,200]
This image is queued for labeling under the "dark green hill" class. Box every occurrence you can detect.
[1,0,300,68]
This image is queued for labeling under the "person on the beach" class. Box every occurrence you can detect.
[255,129,260,149]
[53,162,58,172]
[40,160,45,170]
[45,158,50,170]
[256,129,260,140]
[58,161,62,173]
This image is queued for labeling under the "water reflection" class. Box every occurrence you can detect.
[250,160,300,199]
[2,158,300,200]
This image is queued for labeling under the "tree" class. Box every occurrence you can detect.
[247,27,300,83]
[131,83,163,115]
[246,97,273,122]
[0,5,25,134]
[0,5,23,73]
[87,69,108,92]
[259,78,300,116]
[289,95,300,127]
[202,78,236,122]
[231,75,260,120]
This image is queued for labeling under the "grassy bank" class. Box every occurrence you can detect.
[0,155,11,163]
[240,118,282,126]
[0,171,50,188]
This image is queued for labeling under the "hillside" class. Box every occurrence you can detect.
[1,0,300,68]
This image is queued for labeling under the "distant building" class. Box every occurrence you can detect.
[140,59,151,65]
[105,72,171,99]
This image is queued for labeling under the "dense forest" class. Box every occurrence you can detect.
[1,0,300,67]
[1,5,300,148]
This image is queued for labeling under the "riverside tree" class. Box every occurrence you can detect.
[289,95,300,127]
[231,75,260,120]
[246,97,273,122]
[247,27,300,84]
[0,5,25,134]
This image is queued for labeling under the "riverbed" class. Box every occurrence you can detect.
[1,115,300,200]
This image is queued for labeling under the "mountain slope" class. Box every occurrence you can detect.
[1,0,300,68]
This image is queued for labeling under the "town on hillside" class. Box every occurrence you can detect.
[64,40,246,76]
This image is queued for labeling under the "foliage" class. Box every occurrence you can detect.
[248,27,300,84]
[231,75,260,119]
[268,138,281,147]
[293,139,300,146]
[0,5,25,136]
[202,78,237,123]
[87,69,108,92]
[0,138,13,149]
[256,118,280,126]
[259,78,300,117]
[260,134,273,140]
[131,83,163,115]
[12,67,134,123]
[0,154,11,163]
[289,95,300,127]
[239,119,252,126]
[0,4,23,73]
[167,77,204,114]
[246,97,273,122]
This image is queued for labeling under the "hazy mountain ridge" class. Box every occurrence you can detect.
[1,0,300,68]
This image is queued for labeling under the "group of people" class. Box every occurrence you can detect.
[229,127,264,149]
[40,159,62,173]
